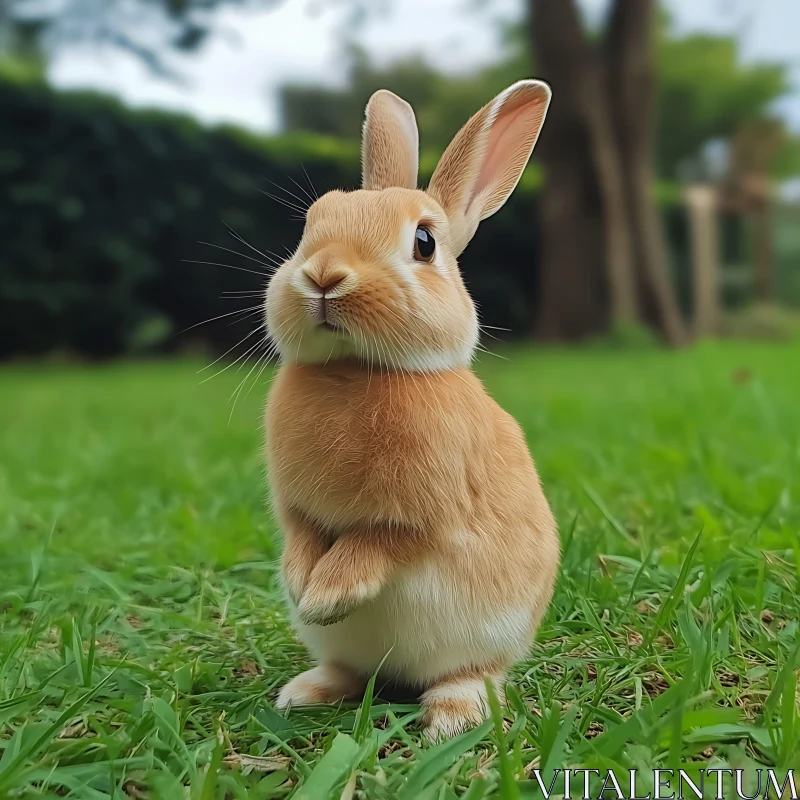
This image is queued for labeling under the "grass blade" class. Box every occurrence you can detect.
[0,670,114,790]
[645,529,702,648]
[397,721,491,800]
[293,732,361,800]
[486,679,520,800]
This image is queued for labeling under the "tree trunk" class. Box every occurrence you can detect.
[584,78,641,326]
[530,0,687,344]
[530,0,608,339]
[531,0,636,338]
[534,137,608,340]
[605,0,685,344]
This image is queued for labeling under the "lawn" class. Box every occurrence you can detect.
[0,341,798,798]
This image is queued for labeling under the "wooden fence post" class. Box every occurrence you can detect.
[685,184,721,337]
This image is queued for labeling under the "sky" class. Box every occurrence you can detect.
[50,0,800,134]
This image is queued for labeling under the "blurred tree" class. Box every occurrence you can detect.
[529,0,793,343]
[657,31,787,178]
[531,0,684,343]
[0,2,47,78]
[724,117,789,301]
[2,0,280,77]
[282,8,792,343]
[774,136,800,179]
[2,0,385,77]
[282,50,440,140]
[282,15,790,182]
[280,39,529,152]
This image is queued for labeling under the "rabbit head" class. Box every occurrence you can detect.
[265,80,551,371]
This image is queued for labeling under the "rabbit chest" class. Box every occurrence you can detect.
[266,364,479,529]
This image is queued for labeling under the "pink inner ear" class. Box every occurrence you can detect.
[468,94,547,210]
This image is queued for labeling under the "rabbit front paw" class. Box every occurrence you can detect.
[282,568,309,607]
[297,577,379,626]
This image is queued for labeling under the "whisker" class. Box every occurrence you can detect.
[242,350,274,404]
[200,335,267,385]
[323,333,338,367]
[479,327,506,343]
[267,179,312,213]
[228,357,264,423]
[403,307,507,361]
[229,322,300,420]
[260,190,307,216]
[225,323,290,423]
[300,163,319,200]
[177,304,263,336]
[198,240,279,270]
[226,309,263,327]
[285,171,316,205]
[182,258,268,279]
[199,323,266,373]
[223,221,287,266]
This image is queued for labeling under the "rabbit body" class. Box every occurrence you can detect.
[264,80,559,738]
[268,364,557,687]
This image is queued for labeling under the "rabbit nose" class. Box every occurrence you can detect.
[302,267,349,296]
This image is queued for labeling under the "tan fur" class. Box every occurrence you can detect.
[362,90,419,191]
[421,671,503,740]
[264,80,557,739]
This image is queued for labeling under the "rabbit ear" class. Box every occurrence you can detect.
[427,80,551,255]
[361,90,419,191]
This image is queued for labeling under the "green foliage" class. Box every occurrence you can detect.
[0,75,358,357]
[2,0,281,78]
[1,341,799,793]
[656,29,789,178]
[280,42,531,153]
[774,137,800,178]
[0,53,47,86]
[0,73,569,356]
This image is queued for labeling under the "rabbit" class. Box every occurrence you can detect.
[264,80,560,741]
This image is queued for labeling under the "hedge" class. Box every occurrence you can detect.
[0,69,688,357]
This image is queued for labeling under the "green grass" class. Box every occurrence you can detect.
[1,341,799,798]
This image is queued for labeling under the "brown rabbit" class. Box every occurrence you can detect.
[264,81,559,740]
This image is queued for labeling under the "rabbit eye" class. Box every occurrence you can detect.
[414,226,435,263]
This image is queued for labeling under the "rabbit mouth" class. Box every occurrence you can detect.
[311,296,341,332]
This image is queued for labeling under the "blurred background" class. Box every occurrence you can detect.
[2,0,800,358]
